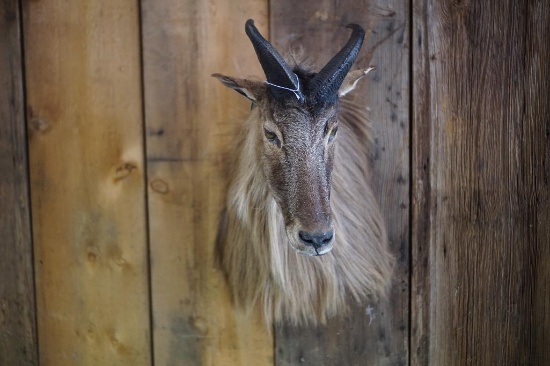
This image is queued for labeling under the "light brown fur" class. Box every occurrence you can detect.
[217,90,394,325]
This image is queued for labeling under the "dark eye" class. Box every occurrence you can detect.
[328,126,338,142]
[264,128,281,147]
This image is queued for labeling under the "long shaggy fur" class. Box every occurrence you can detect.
[218,97,394,326]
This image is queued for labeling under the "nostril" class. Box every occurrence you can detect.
[322,229,334,244]
[299,231,314,245]
[298,230,334,248]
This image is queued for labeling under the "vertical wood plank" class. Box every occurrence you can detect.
[271,1,410,365]
[141,1,273,365]
[410,0,430,364]
[23,1,151,364]
[412,1,550,364]
[0,1,38,364]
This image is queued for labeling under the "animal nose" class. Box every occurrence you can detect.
[298,230,334,249]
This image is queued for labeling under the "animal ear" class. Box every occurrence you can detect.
[338,67,375,97]
[212,73,265,102]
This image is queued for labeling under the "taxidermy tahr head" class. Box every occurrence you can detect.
[214,19,391,325]
[214,19,369,256]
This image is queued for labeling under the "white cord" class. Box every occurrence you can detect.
[265,80,301,101]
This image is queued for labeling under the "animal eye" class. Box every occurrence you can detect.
[328,126,338,142]
[264,128,281,147]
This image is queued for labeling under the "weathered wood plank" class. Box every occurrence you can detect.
[23,1,151,364]
[271,1,410,365]
[0,1,38,364]
[141,1,272,365]
[412,1,550,364]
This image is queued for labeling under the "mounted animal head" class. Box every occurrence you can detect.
[213,20,372,257]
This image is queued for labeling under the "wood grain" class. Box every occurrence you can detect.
[412,0,550,364]
[0,1,38,364]
[270,1,410,365]
[141,1,272,365]
[11,1,549,363]
[23,1,151,364]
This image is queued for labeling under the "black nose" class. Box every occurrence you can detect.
[298,230,334,249]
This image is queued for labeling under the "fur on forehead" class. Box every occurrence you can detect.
[262,99,339,127]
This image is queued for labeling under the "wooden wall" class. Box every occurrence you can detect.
[0,1,37,364]
[0,0,548,365]
[411,1,550,365]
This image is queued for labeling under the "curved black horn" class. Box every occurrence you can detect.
[245,19,302,101]
[309,24,365,102]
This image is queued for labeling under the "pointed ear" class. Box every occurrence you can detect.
[338,67,375,97]
[212,73,265,102]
